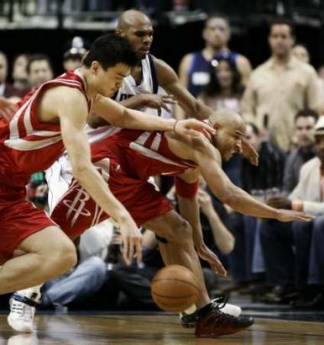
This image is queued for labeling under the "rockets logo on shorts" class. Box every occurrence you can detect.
[62,185,105,229]
[63,186,91,227]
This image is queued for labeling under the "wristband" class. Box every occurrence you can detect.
[174,176,199,198]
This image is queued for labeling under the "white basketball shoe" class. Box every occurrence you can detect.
[7,292,40,333]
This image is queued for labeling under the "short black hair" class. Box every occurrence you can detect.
[269,18,295,37]
[27,54,53,74]
[83,33,137,70]
[294,108,318,122]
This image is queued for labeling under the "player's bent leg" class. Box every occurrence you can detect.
[0,226,77,295]
[144,211,254,337]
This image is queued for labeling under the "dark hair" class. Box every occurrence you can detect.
[269,18,295,37]
[83,34,137,70]
[201,57,243,97]
[294,108,318,122]
[27,54,53,74]
[246,122,259,136]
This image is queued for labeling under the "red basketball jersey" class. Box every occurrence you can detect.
[0,70,90,188]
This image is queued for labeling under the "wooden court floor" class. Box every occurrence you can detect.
[1,313,324,345]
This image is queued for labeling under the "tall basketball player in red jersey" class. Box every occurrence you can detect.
[0,34,215,296]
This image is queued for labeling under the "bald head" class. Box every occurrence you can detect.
[209,109,245,130]
[116,10,154,60]
[117,10,151,31]
[208,109,246,161]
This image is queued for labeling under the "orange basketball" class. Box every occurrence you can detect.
[151,265,199,312]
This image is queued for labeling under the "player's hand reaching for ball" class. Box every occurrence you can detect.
[118,219,143,266]
[275,209,315,222]
[196,243,227,277]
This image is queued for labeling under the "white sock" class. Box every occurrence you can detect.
[183,304,197,314]
[16,285,43,302]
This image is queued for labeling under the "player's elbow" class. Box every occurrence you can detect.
[215,188,235,205]
[71,161,92,182]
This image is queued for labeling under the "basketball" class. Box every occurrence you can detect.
[151,265,199,312]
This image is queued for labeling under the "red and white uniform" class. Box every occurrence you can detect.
[51,129,197,239]
[0,70,90,260]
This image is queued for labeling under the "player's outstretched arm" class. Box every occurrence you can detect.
[194,140,313,222]
[88,93,176,128]
[91,94,216,136]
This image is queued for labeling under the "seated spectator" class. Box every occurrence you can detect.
[282,109,317,195]
[40,256,107,310]
[253,109,317,303]
[260,116,324,308]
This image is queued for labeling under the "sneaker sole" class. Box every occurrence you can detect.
[196,326,250,337]
[7,315,33,333]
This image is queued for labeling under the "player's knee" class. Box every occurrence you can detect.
[162,215,193,245]
[49,239,78,273]
[60,241,78,269]
[177,218,193,244]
